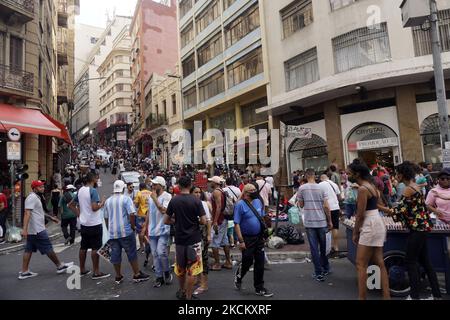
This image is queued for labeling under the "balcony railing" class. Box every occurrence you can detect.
[0,0,34,23]
[0,64,34,93]
[146,113,168,130]
[3,0,34,13]
[57,27,68,64]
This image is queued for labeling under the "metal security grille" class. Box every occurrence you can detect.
[281,0,313,38]
[285,47,319,91]
[332,22,391,73]
[412,9,450,56]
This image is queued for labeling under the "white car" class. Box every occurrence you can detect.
[96,150,111,163]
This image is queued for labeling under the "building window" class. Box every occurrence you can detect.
[332,23,391,73]
[0,33,4,64]
[182,53,196,77]
[180,23,194,48]
[196,0,220,34]
[285,47,319,91]
[228,47,263,88]
[162,100,167,120]
[172,94,177,116]
[10,36,24,70]
[330,0,358,11]
[223,0,237,10]
[225,4,260,48]
[180,0,193,19]
[183,86,197,111]
[412,9,450,56]
[198,71,224,102]
[197,32,222,67]
[281,0,313,39]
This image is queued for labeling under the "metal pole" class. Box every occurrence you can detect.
[10,161,15,228]
[430,0,450,146]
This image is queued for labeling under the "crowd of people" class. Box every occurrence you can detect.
[4,140,450,300]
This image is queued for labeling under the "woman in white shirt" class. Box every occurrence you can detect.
[191,186,212,295]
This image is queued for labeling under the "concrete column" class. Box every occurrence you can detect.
[396,86,423,163]
[269,115,288,193]
[24,134,39,195]
[46,138,53,184]
[38,136,47,182]
[324,100,345,169]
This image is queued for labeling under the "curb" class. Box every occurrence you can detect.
[212,250,312,263]
[0,231,63,256]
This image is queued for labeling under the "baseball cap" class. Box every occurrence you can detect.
[151,176,166,188]
[65,184,76,190]
[208,176,224,185]
[113,180,126,193]
[437,168,450,178]
[31,181,45,189]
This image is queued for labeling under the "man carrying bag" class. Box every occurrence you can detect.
[233,184,273,297]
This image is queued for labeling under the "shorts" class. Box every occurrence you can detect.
[331,210,341,230]
[25,230,54,255]
[80,224,103,250]
[110,234,138,265]
[174,242,203,277]
[210,220,229,249]
[358,210,387,247]
[227,226,234,238]
[135,216,146,234]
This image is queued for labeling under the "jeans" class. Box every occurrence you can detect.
[344,203,356,218]
[61,217,77,243]
[305,227,329,276]
[110,234,138,265]
[149,235,170,278]
[237,235,265,291]
[406,231,441,299]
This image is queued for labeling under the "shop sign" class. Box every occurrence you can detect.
[445,142,450,150]
[7,142,21,161]
[356,137,399,150]
[442,149,450,163]
[287,126,312,139]
[117,131,127,141]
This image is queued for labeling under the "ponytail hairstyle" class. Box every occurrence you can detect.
[348,159,373,182]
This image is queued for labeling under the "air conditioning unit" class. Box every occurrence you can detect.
[400,0,431,28]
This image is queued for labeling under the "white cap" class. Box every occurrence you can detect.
[208,176,224,185]
[151,176,166,188]
[113,180,126,193]
[65,184,76,190]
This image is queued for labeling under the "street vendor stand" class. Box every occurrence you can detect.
[343,217,450,297]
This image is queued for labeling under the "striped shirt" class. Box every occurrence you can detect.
[104,194,136,239]
[147,191,172,237]
[297,183,328,228]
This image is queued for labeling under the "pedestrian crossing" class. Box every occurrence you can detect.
[53,236,81,254]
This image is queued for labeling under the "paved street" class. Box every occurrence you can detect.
[0,170,448,300]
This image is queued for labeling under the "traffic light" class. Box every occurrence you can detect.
[15,164,29,182]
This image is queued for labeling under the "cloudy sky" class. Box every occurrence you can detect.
[76,0,138,28]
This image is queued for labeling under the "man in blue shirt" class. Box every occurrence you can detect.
[104,180,150,284]
[233,184,273,298]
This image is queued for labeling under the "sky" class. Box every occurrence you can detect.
[76,0,138,28]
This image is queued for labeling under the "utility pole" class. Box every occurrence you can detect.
[430,0,450,146]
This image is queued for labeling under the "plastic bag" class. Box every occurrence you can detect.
[288,206,301,225]
[6,226,22,243]
[268,236,285,249]
[288,193,297,206]
[326,232,332,256]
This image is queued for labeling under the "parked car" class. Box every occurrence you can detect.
[119,171,140,189]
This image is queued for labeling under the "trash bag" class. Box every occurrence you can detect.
[268,236,285,249]
[6,226,22,243]
[288,206,301,225]
[276,224,304,245]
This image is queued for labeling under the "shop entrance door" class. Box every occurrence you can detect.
[359,148,394,170]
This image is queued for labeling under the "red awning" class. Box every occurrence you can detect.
[0,104,72,145]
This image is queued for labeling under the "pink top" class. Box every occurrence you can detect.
[425,186,450,224]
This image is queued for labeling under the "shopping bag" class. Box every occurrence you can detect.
[288,193,297,206]
[325,232,332,256]
[101,212,109,245]
[288,206,301,225]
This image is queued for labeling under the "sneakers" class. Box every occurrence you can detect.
[81,270,91,277]
[234,267,242,290]
[18,271,38,280]
[143,259,148,268]
[255,288,274,297]
[115,275,124,284]
[133,271,150,283]
[64,238,70,245]
[313,274,325,282]
[153,277,164,288]
[92,272,111,280]
[57,262,74,274]
[0,238,6,245]
[164,271,173,285]
[151,265,156,273]
[322,270,331,277]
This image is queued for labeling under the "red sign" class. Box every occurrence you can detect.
[194,172,208,190]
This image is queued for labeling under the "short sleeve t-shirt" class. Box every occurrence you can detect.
[166,194,205,245]
[147,191,172,237]
[0,193,8,210]
[104,194,136,239]
[74,186,102,227]
[297,183,328,228]
[319,181,340,211]
[134,190,152,217]
[234,199,265,237]
[24,193,46,235]
[59,192,77,219]
[256,180,271,207]
[426,186,450,224]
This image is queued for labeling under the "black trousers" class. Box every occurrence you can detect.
[238,235,265,291]
[0,210,7,238]
[61,217,77,243]
[405,231,441,299]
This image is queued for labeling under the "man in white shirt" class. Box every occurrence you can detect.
[265,176,274,205]
[319,174,341,257]
[255,175,271,213]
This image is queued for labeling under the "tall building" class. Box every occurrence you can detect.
[97,24,133,147]
[260,0,450,181]
[130,0,179,151]
[177,0,270,166]
[72,15,132,143]
[0,0,78,194]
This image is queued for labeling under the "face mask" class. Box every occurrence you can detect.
[249,191,259,200]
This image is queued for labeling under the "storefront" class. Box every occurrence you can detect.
[420,114,450,168]
[288,135,328,173]
[346,122,401,170]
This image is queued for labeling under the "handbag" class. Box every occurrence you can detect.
[244,200,269,240]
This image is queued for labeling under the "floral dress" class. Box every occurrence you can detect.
[393,191,433,232]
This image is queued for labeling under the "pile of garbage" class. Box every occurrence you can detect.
[275,224,304,245]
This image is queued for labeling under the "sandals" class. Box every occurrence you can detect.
[193,287,208,295]
[210,265,222,271]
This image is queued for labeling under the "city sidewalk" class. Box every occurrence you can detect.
[0,222,63,256]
